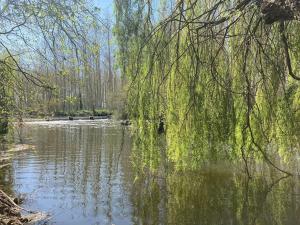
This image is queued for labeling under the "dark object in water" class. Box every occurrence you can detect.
[13,197,24,205]
[68,116,73,121]
[89,116,94,120]
[158,118,165,134]
[121,120,131,126]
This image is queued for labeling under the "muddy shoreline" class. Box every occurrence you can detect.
[0,189,48,225]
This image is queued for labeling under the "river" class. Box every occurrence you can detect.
[0,120,300,225]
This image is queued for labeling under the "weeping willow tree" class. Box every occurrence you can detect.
[114,0,300,175]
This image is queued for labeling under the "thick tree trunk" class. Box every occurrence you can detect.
[261,0,300,24]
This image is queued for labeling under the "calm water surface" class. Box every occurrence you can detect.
[0,120,300,225]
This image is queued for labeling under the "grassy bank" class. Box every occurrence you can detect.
[26,109,113,118]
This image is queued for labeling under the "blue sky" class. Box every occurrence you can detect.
[92,0,114,15]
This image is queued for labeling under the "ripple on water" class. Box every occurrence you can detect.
[1,121,300,225]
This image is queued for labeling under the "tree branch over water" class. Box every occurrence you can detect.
[115,0,300,175]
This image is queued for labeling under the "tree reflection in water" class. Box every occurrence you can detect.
[0,121,298,225]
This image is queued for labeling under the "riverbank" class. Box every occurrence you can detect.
[0,189,48,225]
[24,115,111,122]
[0,144,47,225]
[12,109,114,123]
[26,109,113,118]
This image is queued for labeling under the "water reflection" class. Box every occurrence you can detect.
[12,121,133,225]
[0,121,299,225]
[132,171,300,225]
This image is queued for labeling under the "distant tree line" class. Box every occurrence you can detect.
[0,0,123,134]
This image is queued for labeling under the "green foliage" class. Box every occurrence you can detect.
[54,109,112,117]
[93,109,113,117]
[0,0,114,123]
[0,55,19,134]
[115,0,300,173]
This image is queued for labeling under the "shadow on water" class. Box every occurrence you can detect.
[0,120,299,225]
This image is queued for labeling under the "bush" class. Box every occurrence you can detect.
[51,109,113,117]
[54,111,68,117]
[0,118,8,135]
[73,110,92,116]
[93,109,112,117]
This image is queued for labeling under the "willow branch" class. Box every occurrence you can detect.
[279,21,300,81]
